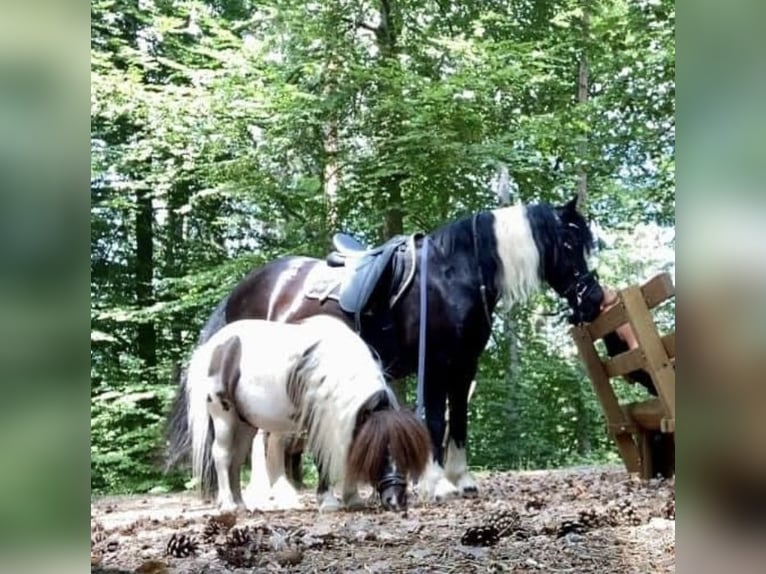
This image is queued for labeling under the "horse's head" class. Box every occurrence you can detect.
[536,195,604,325]
[346,406,430,512]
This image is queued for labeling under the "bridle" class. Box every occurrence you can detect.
[560,269,600,324]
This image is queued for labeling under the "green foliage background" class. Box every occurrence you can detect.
[91,0,675,493]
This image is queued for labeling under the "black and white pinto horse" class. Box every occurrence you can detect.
[167,196,605,503]
[184,315,431,512]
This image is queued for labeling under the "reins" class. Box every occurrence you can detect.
[472,214,494,328]
[415,236,429,422]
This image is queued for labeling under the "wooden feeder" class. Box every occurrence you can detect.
[570,272,676,479]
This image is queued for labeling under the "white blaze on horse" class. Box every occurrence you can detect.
[184,315,431,512]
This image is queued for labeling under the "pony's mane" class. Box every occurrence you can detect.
[346,408,431,484]
[292,316,392,484]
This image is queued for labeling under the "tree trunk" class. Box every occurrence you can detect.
[165,180,188,372]
[374,0,409,406]
[135,187,156,370]
[323,121,340,244]
[576,6,589,206]
[573,4,592,455]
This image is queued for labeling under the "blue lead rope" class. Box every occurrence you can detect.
[416,236,429,422]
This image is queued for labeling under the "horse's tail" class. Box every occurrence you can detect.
[164,296,229,471]
[186,344,218,498]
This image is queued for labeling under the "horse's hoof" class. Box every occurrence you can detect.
[343,494,367,510]
[432,478,460,503]
[318,492,343,513]
[460,485,479,498]
[218,501,242,513]
[269,477,303,510]
[318,501,342,513]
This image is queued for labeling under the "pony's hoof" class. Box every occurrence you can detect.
[460,485,479,498]
[343,493,367,510]
[318,493,343,513]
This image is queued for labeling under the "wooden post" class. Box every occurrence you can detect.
[571,326,641,473]
[620,287,676,426]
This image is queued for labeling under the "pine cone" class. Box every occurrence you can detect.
[606,499,641,526]
[525,495,545,512]
[202,520,224,544]
[251,524,275,551]
[556,519,585,538]
[485,508,520,537]
[578,508,605,530]
[166,533,199,557]
[225,526,252,548]
[216,545,260,569]
[211,511,237,530]
[461,525,499,547]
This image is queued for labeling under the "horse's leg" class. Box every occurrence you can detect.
[209,405,242,512]
[418,379,459,502]
[267,434,302,510]
[243,430,272,510]
[315,460,342,512]
[230,422,256,507]
[445,375,478,497]
[341,477,365,509]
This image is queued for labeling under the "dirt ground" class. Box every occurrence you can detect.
[91,465,675,574]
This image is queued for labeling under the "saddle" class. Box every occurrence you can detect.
[322,232,419,329]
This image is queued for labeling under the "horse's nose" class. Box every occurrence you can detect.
[381,487,405,511]
[382,492,399,510]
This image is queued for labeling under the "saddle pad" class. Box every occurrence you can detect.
[303,263,345,302]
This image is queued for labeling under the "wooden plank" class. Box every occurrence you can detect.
[623,398,665,431]
[662,331,675,359]
[571,326,641,473]
[661,418,675,433]
[588,273,674,343]
[593,331,673,377]
[620,287,676,421]
[640,272,675,310]
[604,347,646,378]
[587,301,630,341]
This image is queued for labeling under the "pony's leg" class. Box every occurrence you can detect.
[243,430,272,510]
[418,381,459,502]
[341,478,365,509]
[267,434,302,510]
[444,376,478,497]
[209,405,242,512]
[230,422,256,507]
[315,460,342,512]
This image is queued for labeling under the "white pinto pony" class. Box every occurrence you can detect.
[184,315,430,512]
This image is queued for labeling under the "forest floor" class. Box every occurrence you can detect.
[91,465,675,574]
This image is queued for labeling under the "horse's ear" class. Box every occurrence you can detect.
[208,335,242,389]
[564,194,580,214]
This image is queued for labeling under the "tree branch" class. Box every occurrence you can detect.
[341,16,379,35]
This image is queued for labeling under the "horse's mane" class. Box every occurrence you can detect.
[292,316,393,484]
[346,408,431,484]
[429,205,540,305]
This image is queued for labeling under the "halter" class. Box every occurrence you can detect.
[376,471,407,495]
[561,269,600,323]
